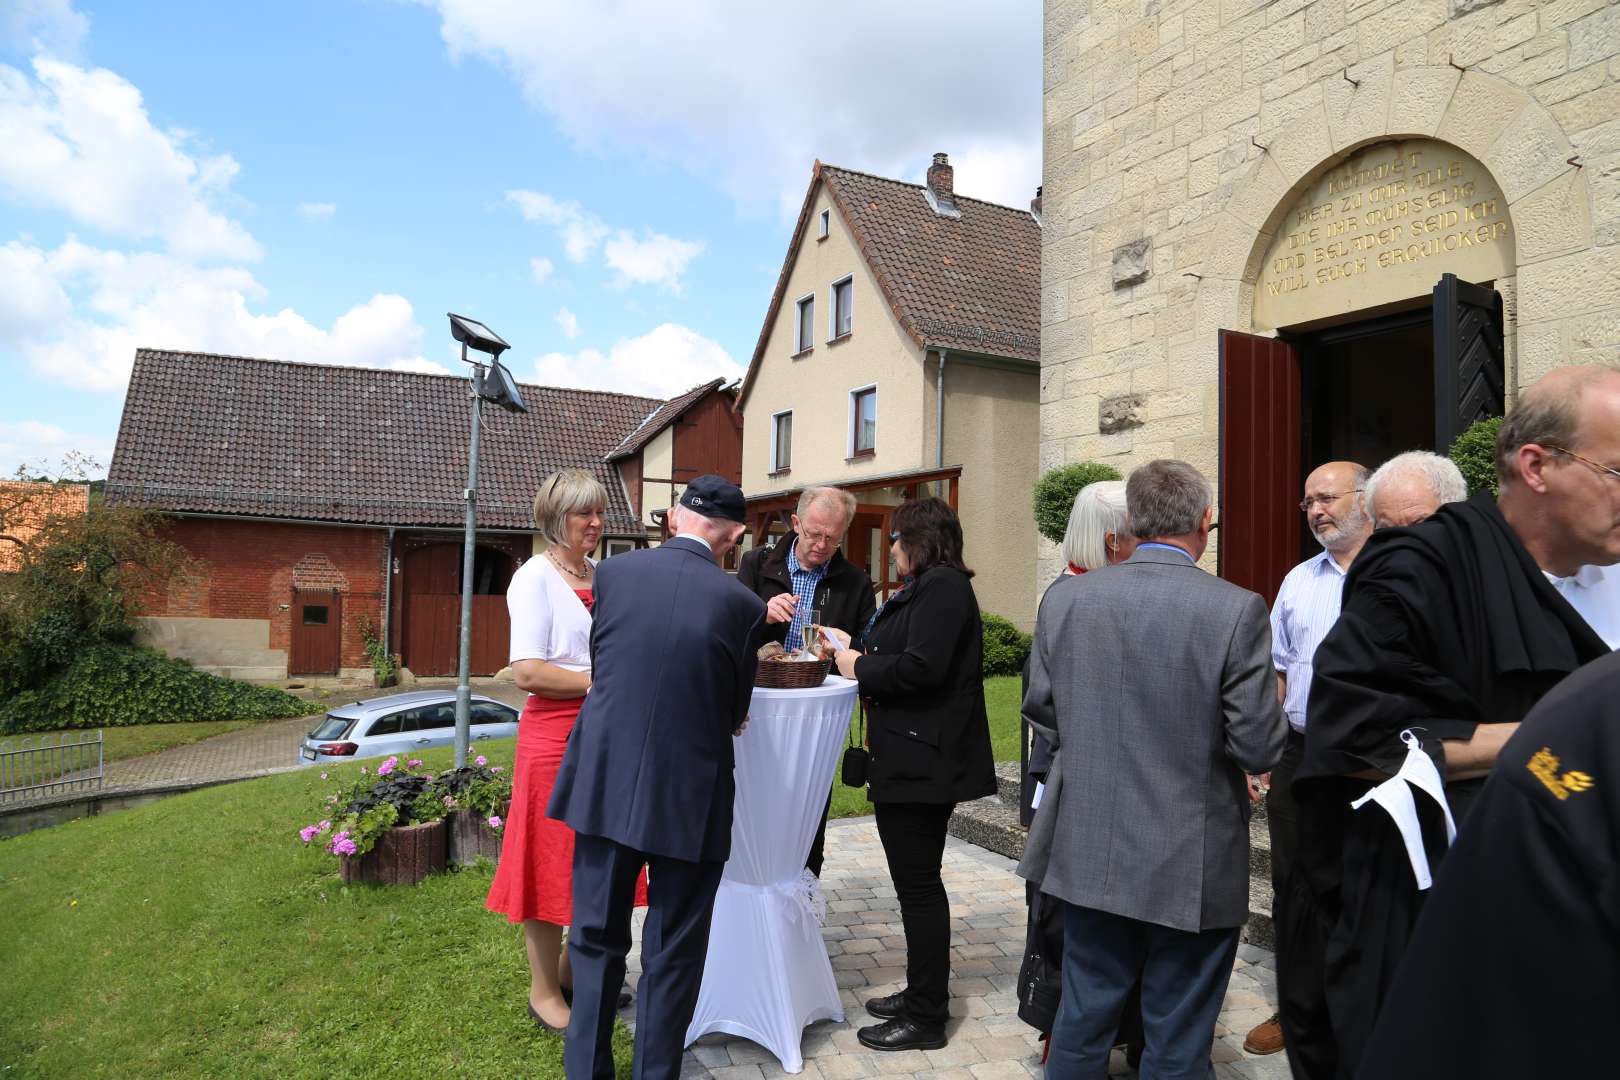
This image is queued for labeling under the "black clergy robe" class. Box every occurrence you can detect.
[1289,492,1610,1080]
[1356,649,1620,1080]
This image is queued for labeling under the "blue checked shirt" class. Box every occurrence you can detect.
[784,541,828,653]
[1270,549,1349,733]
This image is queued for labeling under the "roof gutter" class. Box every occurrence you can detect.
[935,347,948,471]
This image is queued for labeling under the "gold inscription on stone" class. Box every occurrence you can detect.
[1253,140,1515,330]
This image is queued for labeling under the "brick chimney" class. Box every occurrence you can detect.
[924,152,960,218]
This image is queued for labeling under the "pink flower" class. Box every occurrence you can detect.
[475,755,488,767]
[490,766,504,774]
[359,766,368,775]
[487,815,503,829]
[318,820,331,832]
[376,757,397,777]
[327,794,339,805]
[328,831,358,856]
[319,772,329,780]
[407,759,423,769]
[299,825,319,843]
[443,795,456,808]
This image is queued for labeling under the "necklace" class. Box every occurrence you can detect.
[546,548,592,582]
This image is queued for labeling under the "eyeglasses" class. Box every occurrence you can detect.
[799,528,843,547]
[888,530,901,542]
[1548,446,1620,484]
[1299,490,1362,512]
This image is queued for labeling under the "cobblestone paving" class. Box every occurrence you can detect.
[641,819,1292,1079]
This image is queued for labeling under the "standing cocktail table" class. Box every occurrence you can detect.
[683,675,858,1073]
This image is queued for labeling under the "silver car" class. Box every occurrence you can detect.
[296,691,519,765]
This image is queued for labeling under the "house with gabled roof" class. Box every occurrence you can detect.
[735,153,1042,627]
[105,349,735,680]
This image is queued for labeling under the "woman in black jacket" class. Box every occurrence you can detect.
[832,496,996,1052]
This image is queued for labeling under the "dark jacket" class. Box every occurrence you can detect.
[854,565,997,804]
[547,536,765,864]
[736,531,876,646]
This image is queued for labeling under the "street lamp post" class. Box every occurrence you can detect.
[447,313,526,768]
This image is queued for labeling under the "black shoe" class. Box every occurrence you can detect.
[856,1018,947,1052]
[560,984,632,1009]
[865,991,909,1019]
[527,1003,566,1034]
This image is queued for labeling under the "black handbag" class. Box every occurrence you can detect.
[841,699,869,787]
[1017,887,1063,1034]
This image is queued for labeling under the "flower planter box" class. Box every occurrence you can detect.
[446,806,506,867]
[339,819,446,886]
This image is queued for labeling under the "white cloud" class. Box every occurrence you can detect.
[298,201,336,220]
[433,1,1041,216]
[0,59,260,260]
[0,238,430,391]
[1,0,87,59]
[554,306,579,340]
[0,418,114,478]
[507,190,607,262]
[603,230,702,292]
[532,322,741,399]
[529,256,555,285]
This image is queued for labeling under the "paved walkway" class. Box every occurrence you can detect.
[638,818,1290,1079]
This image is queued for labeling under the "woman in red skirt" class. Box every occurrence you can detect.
[486,469,646,1030]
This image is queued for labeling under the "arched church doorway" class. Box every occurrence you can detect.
[1219,139,1511,604]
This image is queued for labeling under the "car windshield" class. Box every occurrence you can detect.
[309,714,354,740]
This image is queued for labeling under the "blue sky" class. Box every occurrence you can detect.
[0,0,1039,477]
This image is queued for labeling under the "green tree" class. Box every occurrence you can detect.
[1032,461,1123,545]
[1448,415,1504,497]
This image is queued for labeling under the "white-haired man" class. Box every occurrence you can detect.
[1364,451,1468,530]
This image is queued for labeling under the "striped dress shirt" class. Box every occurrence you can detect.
[1270,549,1349,733]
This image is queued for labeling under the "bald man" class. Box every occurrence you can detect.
[1245,461,1370,1062]
[1292,365,1619,1079]
[1364,451,1468,530]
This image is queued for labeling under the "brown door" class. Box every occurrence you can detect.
[290,589,341,675]
[1432,273,1505,451]
[1219,329,1302,607]
[400,543,515,677]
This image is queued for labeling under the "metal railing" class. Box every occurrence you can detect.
[0,730,104,805]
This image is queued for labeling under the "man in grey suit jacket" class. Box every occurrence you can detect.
[1021,459,1285,1080]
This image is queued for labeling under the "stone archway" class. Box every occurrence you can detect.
[1196,64,1592,388]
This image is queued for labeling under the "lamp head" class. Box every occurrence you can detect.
[447,312,510,359]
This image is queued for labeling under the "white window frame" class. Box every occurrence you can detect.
[794,293,815,354]
[818,208,830,239]
[848,383,877,458]
[770,409,793,473]
[603,538,635,558]
[830,276,853,340]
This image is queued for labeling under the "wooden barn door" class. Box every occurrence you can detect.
[1219,330,1302,608]
[1433,273,1505,452]
[400,542,515,677]
[290,589,341,675]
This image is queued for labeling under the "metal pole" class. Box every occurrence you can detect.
[454,350,482,768]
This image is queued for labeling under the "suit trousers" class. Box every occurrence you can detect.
[805,790,833,878]
[1048,903,1239,1080]
[873,800,956,1026]
[566,832,725,1080]
[1270,730,1337,1080]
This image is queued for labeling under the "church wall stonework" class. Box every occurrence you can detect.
[1041,0,1620,584]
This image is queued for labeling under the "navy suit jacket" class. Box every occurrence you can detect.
[548,536,765,864]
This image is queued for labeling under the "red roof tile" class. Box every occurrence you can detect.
[605,377,729,461]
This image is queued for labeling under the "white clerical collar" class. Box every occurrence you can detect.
[1544,564,1606,589]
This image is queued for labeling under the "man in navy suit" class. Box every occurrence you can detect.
[548,474,765,1080]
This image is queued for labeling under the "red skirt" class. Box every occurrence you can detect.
[485,693,648,925]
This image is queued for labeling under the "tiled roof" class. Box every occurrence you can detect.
[0,481,90,572]
[737,161,1041,408]
[105,349,662,535]
[605,377,728,461]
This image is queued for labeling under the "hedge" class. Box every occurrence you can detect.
[0,644,315,734]
[982,613,1032,678]
[1032,462,1124,545]
[1448,414,1503,497]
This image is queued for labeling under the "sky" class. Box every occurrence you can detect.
[0,0,1040,478]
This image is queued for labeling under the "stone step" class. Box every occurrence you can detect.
[951,767,1277,949]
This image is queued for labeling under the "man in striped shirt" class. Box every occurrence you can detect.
[1244,461,1370,1065]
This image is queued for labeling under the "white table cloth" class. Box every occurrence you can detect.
[684,675,857,1073]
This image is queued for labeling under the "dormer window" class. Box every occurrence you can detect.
[818,209,830,240]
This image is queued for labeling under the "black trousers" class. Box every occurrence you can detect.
[873,800,956,1026]
[806,790,833,877]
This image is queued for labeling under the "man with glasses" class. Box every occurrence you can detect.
[1289,365,1619,1080]
[1244,462,1369,1065]
[737,485,875,877]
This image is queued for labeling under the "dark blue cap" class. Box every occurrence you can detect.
[679,474,746,523]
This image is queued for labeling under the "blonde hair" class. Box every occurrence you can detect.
[795,485,856,525]
[532,469,608,547]
[1061,480,1128,571]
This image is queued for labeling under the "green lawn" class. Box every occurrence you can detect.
[0,741,628,1079]
[828,674,1020,820]
[22,720,260,764]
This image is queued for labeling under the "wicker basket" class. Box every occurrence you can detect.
[755,656,833,689]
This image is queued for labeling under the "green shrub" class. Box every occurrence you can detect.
[0,644,312,734]
[982,613,1032,677]
[1032,461,1124,545]
[1448,415,1503,497]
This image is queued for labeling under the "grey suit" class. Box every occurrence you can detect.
[1019,545,1285,933]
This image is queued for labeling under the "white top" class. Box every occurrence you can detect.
[1270,549,1349,733]
[507,552,595,671]
[1544,562,1620,650]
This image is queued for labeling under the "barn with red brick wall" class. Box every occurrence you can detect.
[105,349,717,681]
